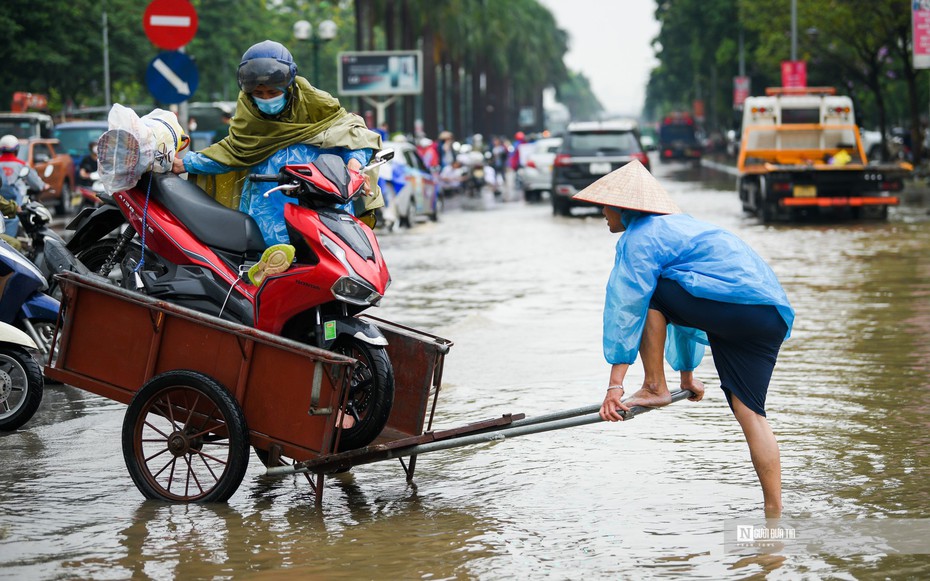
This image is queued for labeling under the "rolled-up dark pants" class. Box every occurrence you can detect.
[648,278,788,417]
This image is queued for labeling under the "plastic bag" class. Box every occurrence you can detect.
[97,104,186,193]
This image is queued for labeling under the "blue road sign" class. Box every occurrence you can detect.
[146,51,199,104]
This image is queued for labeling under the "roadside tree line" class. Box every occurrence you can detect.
[645,0,926,163]
[0,0,601,139]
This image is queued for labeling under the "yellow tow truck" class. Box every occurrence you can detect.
[737,87,912,222]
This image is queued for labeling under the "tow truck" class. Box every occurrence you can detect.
[737,87,911,222]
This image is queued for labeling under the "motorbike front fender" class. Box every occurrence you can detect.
[322,317,388,350]
[21,292,59,321]
[65,204,125,252]
[0,321,38,350]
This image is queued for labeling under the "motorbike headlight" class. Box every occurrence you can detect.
[331,275,382,306]
[320,234,382,305]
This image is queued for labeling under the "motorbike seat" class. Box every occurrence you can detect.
[150,173,267,256]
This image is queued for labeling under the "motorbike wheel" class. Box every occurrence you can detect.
[77,239,126,285]
[332,337,395,452]
[399,199,416,229]
[122,370,250,502]
[77,239,163,288]
[0,346,44,431]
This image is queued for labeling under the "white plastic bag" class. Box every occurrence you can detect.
[97,104,186,193]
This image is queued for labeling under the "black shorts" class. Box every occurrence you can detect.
[648,278,787,417]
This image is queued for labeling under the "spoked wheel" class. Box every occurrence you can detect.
[332,338,395,452]
[122,370,249,502]
[0,347,44,431]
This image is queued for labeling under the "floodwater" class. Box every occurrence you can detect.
[3,158,930,579]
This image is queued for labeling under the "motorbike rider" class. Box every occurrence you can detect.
[77,142,99,188]
[171,40,384,245]
[0,135,47,249]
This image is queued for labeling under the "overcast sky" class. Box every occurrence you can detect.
[538,0,660,117]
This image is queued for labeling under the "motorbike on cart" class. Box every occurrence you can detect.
[66,150,397,451]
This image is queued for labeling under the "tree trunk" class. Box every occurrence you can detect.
[401,0,416,135]
[452,59,462,137]
[422,24,438,137]
[385,2,397,134]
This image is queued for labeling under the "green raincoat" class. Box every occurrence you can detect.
[195,76,383,213]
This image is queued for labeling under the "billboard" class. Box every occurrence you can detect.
[338,51,423,96]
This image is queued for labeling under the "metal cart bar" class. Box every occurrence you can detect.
[266,389,694,477]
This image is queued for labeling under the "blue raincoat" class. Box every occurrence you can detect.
[184,144,372,246]
[604,211,794,370]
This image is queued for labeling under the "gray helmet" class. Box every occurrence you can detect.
[237,40,298,93]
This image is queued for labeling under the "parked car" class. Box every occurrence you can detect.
[377,140,440,228]
[16,138,76,215]
[516,136,562,202]
[550,120,650,216]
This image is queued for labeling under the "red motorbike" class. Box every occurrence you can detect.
[66,150,396,450]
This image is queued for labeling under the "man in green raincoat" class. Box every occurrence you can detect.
[172,40,384,240]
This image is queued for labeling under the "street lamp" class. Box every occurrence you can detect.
[293,19,338,87]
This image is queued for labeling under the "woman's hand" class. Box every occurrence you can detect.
[681,377,705,402]
[348,158,372,196]
[171,156,186,174]
[599,386,630,422]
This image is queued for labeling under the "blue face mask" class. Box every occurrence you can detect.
[253,93,287,115]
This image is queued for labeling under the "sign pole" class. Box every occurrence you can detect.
[363,96,399,127]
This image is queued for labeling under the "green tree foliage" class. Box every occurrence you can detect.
[0,0,594,137]
[647,0,928,161]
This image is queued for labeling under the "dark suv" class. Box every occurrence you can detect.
[550,120,650,216]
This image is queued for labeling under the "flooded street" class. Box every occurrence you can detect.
[3,158,930,579]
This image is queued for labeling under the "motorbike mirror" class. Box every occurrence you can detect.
[19,165,31,178]
[43,165,54,178]
[375,149,394,163]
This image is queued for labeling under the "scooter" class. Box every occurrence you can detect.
[0,237,59,373]
[67,151,396,450]
[15,189,68,296]
[76,171,105,209]
[0,320,44,431]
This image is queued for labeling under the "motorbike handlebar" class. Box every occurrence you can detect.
[249,173,282,183]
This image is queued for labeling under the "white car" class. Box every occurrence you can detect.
[376,140,440,229]
[516,137,562,202]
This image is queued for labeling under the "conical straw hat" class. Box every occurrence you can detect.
[572,159,681,215]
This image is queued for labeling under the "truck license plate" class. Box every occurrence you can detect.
[793,185,816,198]
[590,162,612,175]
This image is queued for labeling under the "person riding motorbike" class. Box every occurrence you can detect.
[77,142,99,188]
[0,135,48,249]
[171,40,384,245]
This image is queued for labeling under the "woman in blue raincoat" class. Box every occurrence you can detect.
[574,160,794,518]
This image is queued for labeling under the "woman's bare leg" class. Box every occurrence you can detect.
[730,394,782,517]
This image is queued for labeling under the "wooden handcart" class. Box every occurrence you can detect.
[46,272,692,506]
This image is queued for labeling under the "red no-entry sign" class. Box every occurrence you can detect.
[143,0,198,50]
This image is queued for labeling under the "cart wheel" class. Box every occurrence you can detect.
[122,370,249,502]
[332,338,394,452]
[0,347,44,432]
